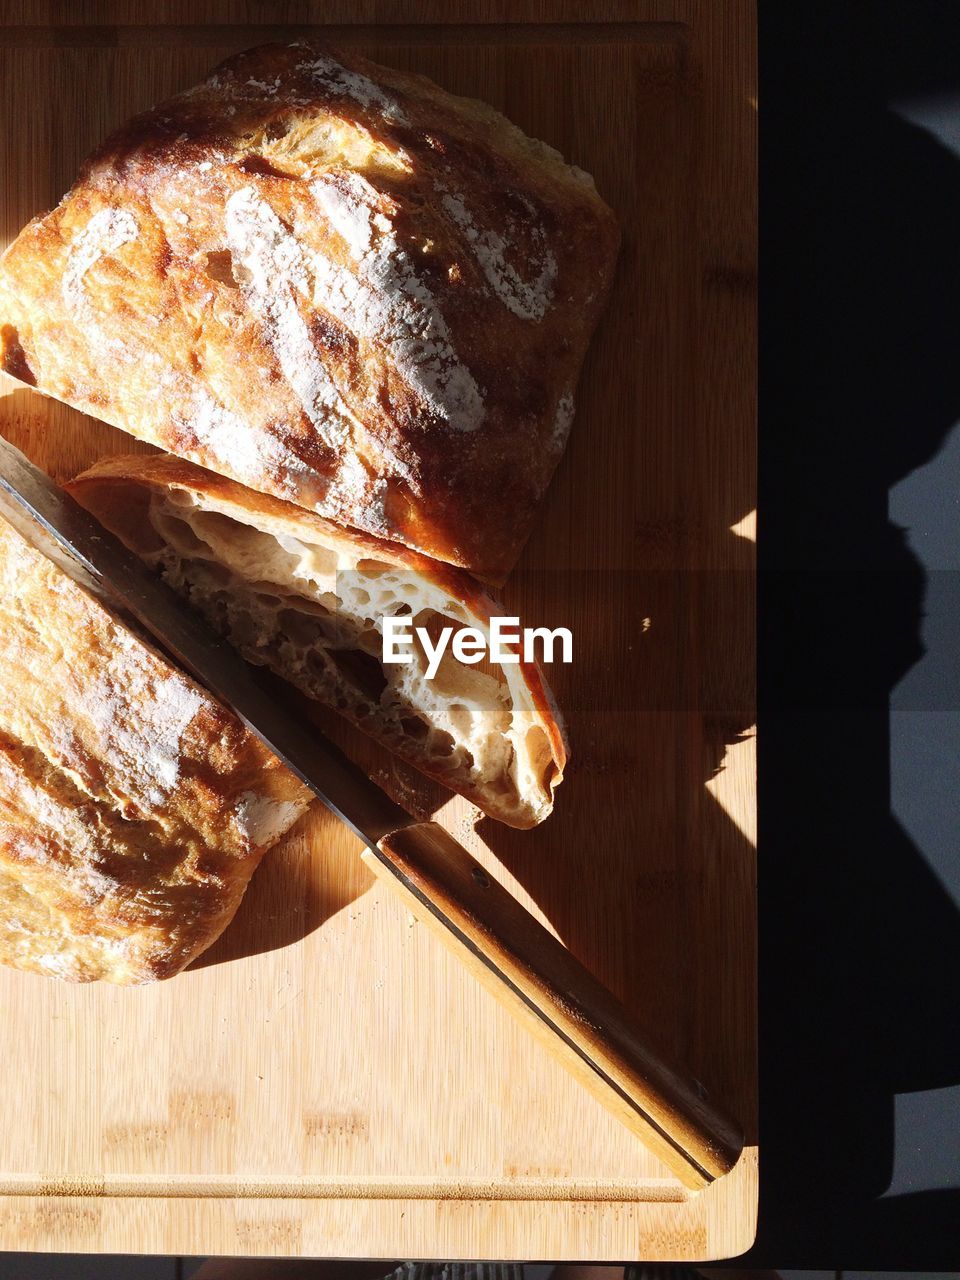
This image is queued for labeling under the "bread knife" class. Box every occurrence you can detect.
[0,435,743,1190]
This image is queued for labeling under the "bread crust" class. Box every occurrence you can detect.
[0,41,618,583]
[0,515,312,984]
[69,453,567,828]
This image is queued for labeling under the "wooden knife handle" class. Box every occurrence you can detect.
[363,820,743,1190]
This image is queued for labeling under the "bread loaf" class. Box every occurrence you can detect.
[69,454,567,829]
[0,40,618,583]
[0,514,312,983]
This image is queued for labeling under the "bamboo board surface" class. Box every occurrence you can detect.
[0,0,757,1262]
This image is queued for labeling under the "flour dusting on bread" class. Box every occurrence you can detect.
[79,626,205,810]
[551,391,576,453]
[310,170,485,434]
[0,516,312,984]
[174,387,310,502]
[440,189,557,321]
[61,207,139,311]
[0,40,619,580]
[298,50,409,125]
[225,185,357,449]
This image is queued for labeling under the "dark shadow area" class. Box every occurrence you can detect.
[187,804,367,971]
[745,0,960,1266]
[0,1254,178,1280]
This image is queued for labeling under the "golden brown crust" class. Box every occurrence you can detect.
[0,41,618,582]
[69,453,567,827]
[0,516,312,984]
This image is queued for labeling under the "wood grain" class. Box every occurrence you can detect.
[368,822,743,1189]
[0,0,757,1261]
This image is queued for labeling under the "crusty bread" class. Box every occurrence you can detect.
[0,514,312,984]
[0,41,618,583]
[69,454,567,829]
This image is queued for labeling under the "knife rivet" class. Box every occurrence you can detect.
[471,867,490,888]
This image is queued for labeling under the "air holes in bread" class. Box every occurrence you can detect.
[73,477,562,826]
[329,648,389,703]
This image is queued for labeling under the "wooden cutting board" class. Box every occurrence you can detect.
[0,0,756,1261]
